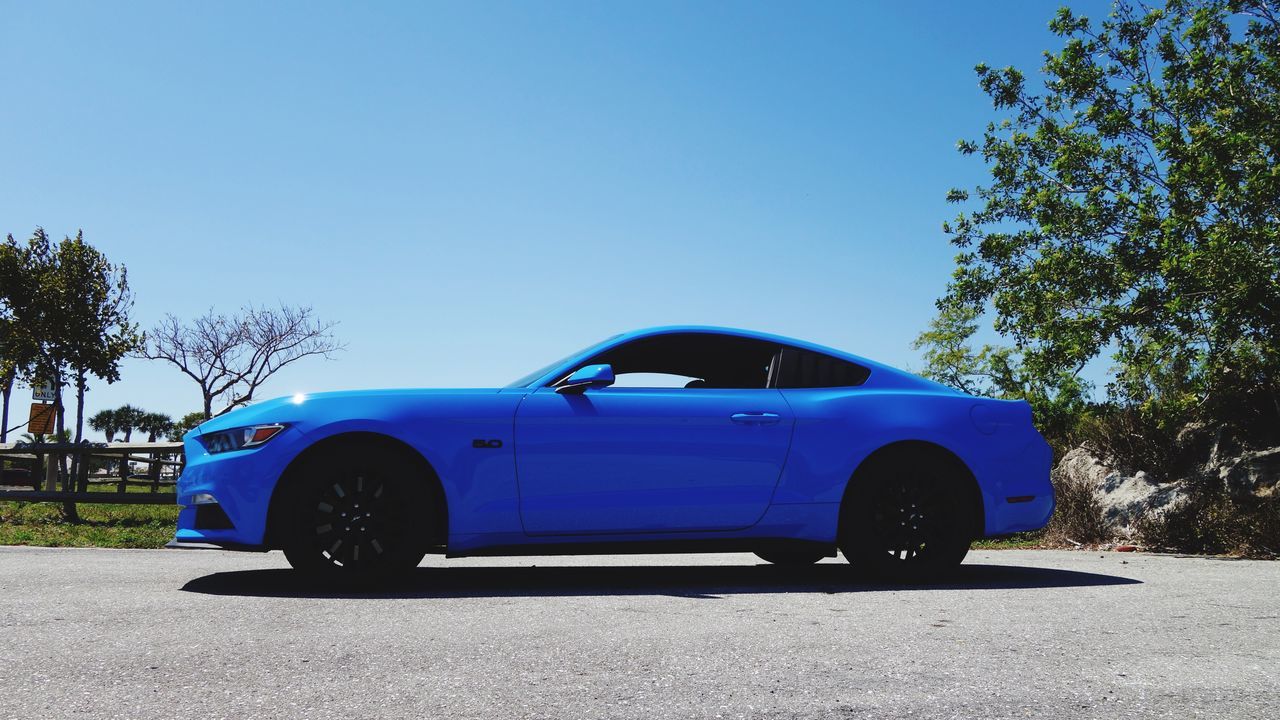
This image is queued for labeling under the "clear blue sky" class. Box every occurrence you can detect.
[1,1,1110,432]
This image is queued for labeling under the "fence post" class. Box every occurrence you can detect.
[149,450,161,494]
[61,449,72,493]
[116,451,129,493]
[43,451,58,492]
[76,447,89,493]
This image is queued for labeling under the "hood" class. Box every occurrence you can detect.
[189,388,504,437]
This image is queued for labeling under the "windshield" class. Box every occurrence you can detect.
[504,336,620,388]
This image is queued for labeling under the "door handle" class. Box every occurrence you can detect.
[730,412,781,425]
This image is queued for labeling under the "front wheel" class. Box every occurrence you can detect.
[840,457,974,581]
[279,448,431,584]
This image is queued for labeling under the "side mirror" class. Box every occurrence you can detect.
[556,364,615,394]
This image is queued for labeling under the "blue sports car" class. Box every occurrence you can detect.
[174,326,1054,583]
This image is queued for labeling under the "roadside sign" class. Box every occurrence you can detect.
[28,403,56,435]
[31,382,56,402]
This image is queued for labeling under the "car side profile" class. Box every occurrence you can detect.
[174,326,1054,583]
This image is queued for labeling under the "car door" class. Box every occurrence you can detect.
[514,385,795,535]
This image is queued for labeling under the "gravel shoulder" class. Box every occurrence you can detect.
[0,547,1276,719]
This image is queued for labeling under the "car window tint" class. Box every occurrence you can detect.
[564,333,780,389]
[775,347,870,388]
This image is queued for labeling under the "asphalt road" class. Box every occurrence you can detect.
[0,547,1275,719]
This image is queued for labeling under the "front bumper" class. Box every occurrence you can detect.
[165,538,269,551]
[174,427,303,548]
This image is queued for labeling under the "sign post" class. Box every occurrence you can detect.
[28,382,59,492]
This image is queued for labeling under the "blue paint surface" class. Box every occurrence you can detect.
[175,327,1054,552]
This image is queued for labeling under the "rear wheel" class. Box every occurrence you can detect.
[754,550,827,566]
[279,447,431,584]
[840,455,974,581]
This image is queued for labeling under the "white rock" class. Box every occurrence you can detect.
[1054,447,1185,525]
[1055,444,1280,526]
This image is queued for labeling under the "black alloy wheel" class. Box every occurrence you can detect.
[280,449,429,584]
[841,459,972,580]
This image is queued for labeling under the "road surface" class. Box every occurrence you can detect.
[0,547,1275,719]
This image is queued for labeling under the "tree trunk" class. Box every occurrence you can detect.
[73,372,85,444]
[0,365,14,443]
[1270,391,1280,439]
[74,372,87,493]
[54,378,79,523]
[203,393,213,420]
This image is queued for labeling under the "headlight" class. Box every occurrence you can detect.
[201,424,286,454]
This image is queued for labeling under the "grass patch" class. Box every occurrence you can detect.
[972,533,1045,550]
[0,500,179,549]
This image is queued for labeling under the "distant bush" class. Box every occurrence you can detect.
[1136,482,1280,559]
[1074,407,1192,483]
[1041,465,1113,546]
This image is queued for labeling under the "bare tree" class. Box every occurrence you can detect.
[140,305,343,418]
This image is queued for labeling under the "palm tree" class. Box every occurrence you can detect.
[18,429,72,444]
[115,405,145,442]
[88,408,123,442]
[137,412,174,443]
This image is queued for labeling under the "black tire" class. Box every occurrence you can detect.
[839,454,974,581]
[279,446,433,585]
[754,550,827,566]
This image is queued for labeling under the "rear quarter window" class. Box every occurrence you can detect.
[775,347,870,388]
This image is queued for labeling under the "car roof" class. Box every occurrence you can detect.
[529,325,943,391]
[613,326,865,360]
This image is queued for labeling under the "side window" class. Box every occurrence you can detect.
[774,347,870,388]
[610,372,703,389]
[559,333,781,389]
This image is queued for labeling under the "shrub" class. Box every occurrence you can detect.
[1136,482,1280,559]
[1042,465,1113,546]
[1074,407,1194,482]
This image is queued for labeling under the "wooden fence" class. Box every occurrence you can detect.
[0,441,184,505]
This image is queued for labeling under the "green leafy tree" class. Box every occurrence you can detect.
[51,232,140,448]
[929,0,1280,454]
[0,357,15,441]
[169,411,206,441]
[913,305,1008,397]
[913,305,1091,446]
[0,231,56,442]
[0,324,15,441]
[0,230,139,449]
[2,230,139,515]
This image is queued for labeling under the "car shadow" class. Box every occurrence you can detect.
[179,561,1141,600]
